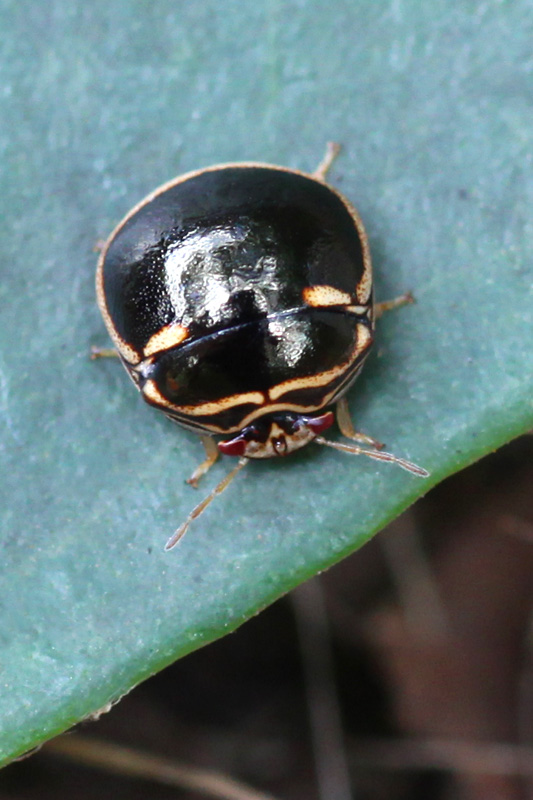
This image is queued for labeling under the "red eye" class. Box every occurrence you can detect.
[218,436,247,456]
[302,411,335,435]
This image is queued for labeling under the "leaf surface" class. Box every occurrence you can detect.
[1,0,532,764]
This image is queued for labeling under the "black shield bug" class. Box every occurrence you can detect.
[95,144,428,548]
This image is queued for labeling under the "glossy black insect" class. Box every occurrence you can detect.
[95,144,428,548]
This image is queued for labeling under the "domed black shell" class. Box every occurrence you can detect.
[98,164,373,434]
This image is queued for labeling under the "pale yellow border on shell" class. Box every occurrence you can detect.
[95,158,374,363]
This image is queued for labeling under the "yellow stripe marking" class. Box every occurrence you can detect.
[356,259,372,304]
[143,324,189,356]
[95,254,141,366]
[268,323,372,401]
[142,322,373,432]
[96,156,374,365]
[142,380,265,415]
[346,304,371,315]
[302,285,353,308]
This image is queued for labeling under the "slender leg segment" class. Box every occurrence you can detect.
[186,436,220,488]
[313,142,342,182]
[90,346,120,359]
[374,292,414,320]
[319,399,429,478]
[335,397,384,450]
[166,457,249,550]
